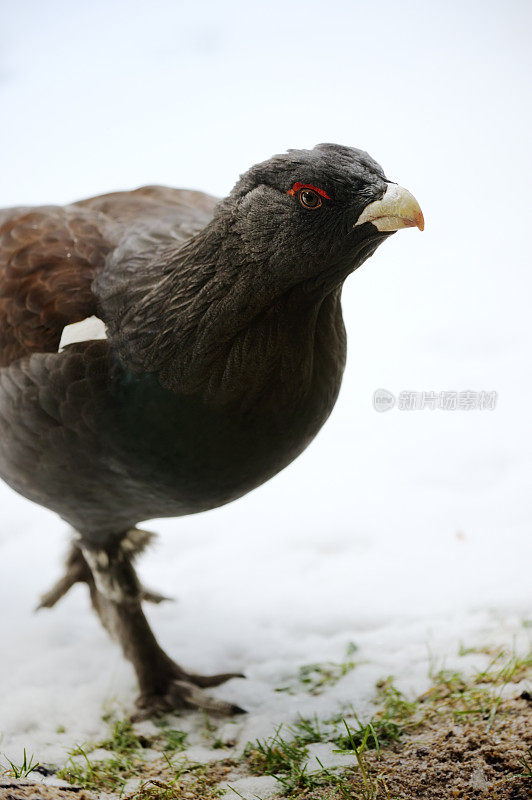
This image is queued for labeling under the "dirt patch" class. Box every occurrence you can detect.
[292,694,532,800]
[0,782,98,800]
[367,697,531,799]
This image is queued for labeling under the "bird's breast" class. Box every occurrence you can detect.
[108,361,342,513]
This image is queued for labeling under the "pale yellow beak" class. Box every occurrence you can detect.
[354,183,424,232]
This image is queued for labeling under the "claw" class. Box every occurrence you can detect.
[188,671,245,688]
[140,587,175,604]
[171,680,244,715]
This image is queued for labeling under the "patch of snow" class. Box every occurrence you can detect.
[220,774,281,799]
[304,742,353,772]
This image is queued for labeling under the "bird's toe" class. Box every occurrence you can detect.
[140,586,175,604]
[187,670,245,688]
[132,677,246,720]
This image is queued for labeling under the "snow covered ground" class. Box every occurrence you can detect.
[1,0,531,770]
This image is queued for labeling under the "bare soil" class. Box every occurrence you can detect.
[342,694,532,800]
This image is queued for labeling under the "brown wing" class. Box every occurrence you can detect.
[0,205,114,366]
[0,185,217,368]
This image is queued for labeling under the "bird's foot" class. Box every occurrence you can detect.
[133,667,245,719]
[64,531,240,719]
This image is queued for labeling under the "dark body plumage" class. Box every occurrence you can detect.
[0,144,422,714]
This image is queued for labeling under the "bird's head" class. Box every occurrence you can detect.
[218,143,423,296]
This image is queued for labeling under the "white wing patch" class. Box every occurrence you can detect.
[59,315,108,351]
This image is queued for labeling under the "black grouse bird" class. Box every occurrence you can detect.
[0,144,423,716]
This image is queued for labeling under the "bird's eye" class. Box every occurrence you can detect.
[298,189,322,209]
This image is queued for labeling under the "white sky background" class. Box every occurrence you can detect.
[0,0,531,764]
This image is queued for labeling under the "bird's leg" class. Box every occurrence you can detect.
[79,529,244,719]
[37,529,174,609]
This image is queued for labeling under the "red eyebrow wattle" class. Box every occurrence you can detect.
[287,182,332,200]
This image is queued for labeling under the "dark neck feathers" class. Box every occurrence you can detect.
[97,214,347,412]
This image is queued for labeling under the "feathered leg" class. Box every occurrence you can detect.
[40,529,244,717]
[37,531,173,609]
